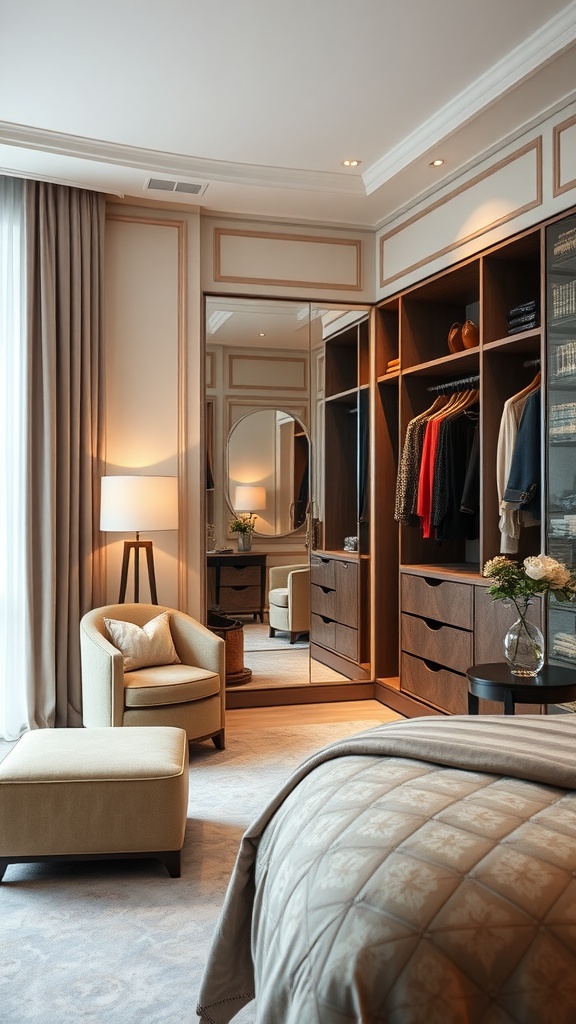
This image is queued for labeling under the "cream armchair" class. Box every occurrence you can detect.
[268,564,310,644]
[80,603,225,749]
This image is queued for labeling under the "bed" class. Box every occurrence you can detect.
[197,715,576,1024]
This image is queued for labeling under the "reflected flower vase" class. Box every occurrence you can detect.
[503,599,545,677]
[237,532,252,552]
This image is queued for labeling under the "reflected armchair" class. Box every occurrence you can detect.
[80,603,225,749]
[268,564,310,644]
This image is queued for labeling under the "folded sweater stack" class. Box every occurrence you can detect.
[507,299,539,335]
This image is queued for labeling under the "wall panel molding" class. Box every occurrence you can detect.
[214,227,362,290]
[226,399,309,433]
[553,113,576,198]
[379,138,542,288]
[228,353,308,392]
[105,212,187,608]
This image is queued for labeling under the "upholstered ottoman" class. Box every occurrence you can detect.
[0,726,189,881]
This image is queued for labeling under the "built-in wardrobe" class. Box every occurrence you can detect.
[372,205,576,718]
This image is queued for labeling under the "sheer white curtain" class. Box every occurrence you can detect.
[0,177,30,739]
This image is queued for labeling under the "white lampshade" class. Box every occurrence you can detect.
[234,485,267,512]
[100,476,179,533]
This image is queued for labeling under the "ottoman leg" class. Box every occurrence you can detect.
[160,850,181,878]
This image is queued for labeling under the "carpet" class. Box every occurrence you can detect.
[1,720,381,1024]
[242,621,309,653]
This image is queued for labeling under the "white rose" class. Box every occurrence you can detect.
[524,555,570,587]
[524,556,549,581]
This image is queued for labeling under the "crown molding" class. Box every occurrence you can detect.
[0,121,366,196]
[363,0,576,195]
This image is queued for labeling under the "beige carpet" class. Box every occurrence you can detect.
[1,719,383,1024]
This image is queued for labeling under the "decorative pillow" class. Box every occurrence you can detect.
[104,611,181,672]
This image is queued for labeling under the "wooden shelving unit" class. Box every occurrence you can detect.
[370,212,573,715]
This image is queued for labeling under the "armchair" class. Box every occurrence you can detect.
[80,603,225,748]
[268,564,310,644]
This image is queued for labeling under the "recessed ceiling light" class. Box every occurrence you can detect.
[429,158,445,167]
[342,159,361,167]
[258,332,266,337]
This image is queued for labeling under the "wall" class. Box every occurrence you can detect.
[104,205,202,616]
[376,100,576,299]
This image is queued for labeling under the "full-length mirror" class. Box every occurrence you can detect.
[204,295,371,695]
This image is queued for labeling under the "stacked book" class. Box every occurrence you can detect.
[551,280,576,320]
[553,226,576,263]
[507,299,538,334]
[550,401,576,440]
[386,357,399,373]
[551,339,576,382]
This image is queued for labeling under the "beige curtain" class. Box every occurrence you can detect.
[25,182,105,728]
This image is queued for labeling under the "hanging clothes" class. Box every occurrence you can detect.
[496,374,541,552]
[416,416,443,538]
[501,388,541,525]
[394,397,448,525]
[395,384,479,542]
[432,404,479,541]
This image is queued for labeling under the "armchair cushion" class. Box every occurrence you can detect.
[104,611,181,672]
[124,665,220,707]
[268,587,289,609]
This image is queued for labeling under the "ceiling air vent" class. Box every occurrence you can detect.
[145,178,208,196]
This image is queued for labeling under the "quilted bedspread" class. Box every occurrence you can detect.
[197,715,576,1024]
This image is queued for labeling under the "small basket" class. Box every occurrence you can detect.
[207,611,252,685]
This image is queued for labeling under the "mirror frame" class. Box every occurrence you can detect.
[225,408,311,539]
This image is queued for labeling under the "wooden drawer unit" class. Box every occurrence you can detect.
[220,586,261,614]
[310,551,364,670]
[335,623,358,661]
[311,613,336,650]
[401,574,473,630]
[311,616,358,662]
[311,584,337,619]
[401,653,468,715]
[207,552,266,621]
[334,559,358,628]
[310,554,336,589]
[401,612,473,675]
[220,565,261,587]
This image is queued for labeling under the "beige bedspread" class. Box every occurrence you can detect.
[197,715,576,1023]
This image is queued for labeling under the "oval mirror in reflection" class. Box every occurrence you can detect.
[227,410,310,536]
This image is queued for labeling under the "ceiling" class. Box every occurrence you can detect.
[2,0,576,230]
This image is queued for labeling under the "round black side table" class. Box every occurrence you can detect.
[466,662,576,715]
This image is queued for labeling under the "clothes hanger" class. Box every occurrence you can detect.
[510,370,541,404]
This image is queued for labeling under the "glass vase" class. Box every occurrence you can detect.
[504,600,544,677]
[237,532,252,552]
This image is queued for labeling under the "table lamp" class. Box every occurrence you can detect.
[233,485,267,515]
[100,475,178,603]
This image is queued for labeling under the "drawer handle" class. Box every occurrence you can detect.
[423,618,443,631]
[423,658,443,672]
[423,578,443,588]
